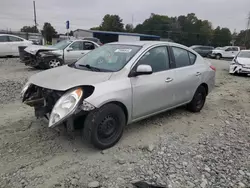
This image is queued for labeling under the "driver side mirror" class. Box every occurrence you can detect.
[67,47,73,52]
[135,64,153,76]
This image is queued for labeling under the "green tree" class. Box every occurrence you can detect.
[125,24,134,32]
[91,14,124,32]
[41,22,57,43]
[235,29,250,48]
[20,26,38,33]
[212,27,232,47]
[133,13,214,46]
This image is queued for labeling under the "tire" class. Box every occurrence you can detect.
[215,54,222,60]
[47,58,62,69]
[187,86,206,112]
[83,103,126,149]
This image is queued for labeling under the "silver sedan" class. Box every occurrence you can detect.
[21,41,216,149]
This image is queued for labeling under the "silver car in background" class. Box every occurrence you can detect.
[21,41,216,149]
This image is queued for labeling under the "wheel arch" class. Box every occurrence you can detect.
[100,101,129,123]
[200,83,208,96]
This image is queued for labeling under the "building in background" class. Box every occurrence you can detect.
[73,29,160,44]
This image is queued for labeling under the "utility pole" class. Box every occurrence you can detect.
[132,14,134,27]
[244,12,250,46]
[33,1,37,27]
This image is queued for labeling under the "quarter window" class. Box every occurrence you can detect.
[172,47,191,68]
[188,52,196,64]
[0,36,8,42]
[137,46,170,72]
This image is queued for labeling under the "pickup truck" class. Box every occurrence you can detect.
[210,46,240,59]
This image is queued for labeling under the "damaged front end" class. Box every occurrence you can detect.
[21,83,95,129]
[22,45,62,69]
[229,59,250,74]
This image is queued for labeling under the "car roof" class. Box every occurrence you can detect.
[109,41,179,47]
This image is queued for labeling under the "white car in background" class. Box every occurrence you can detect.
[0,34,32,57]
[229,50,250,75]
[210,46,240,59]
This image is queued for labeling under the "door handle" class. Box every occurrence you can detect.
[165,77,173,83]
[196,72,201,76]
[81,52,85,54]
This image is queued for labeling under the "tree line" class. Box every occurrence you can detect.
[20,13,250,48]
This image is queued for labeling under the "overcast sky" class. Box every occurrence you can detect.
[0,0,249,33]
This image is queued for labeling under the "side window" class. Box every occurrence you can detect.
[188,52,196,65]
[232,47,238,51]
[172,47,191,68]
[226,47,232,51]
[137,46,169,72]
[0,36,8,42]
[70,41,83,51]
[8,36,23,42]
[84,42,95,50]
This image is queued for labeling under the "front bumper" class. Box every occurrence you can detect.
[229,64,250,74]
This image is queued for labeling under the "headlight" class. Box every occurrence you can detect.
[49,88,83,128]
[21,82,30,98]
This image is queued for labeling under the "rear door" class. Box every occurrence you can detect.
[64,41,84,64]
[0,35,10,56]
[170,46,201,104]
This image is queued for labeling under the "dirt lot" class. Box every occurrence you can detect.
[0,58,249,188]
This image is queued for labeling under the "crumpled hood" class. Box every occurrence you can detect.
[24,45,57,55]
[237,57,250,65]
[28,65,112,91]
[40,50,63,57]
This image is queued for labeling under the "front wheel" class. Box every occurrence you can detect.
[215,54,222,60]
[83,104,126,149]
[187,86,206,112]
[48,58,62,69]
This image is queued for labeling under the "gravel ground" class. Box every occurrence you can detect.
[0,58,249,188]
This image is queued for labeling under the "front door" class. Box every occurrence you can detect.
[64,41,84,64]
[130,46,176,120]
[224,47,235,58]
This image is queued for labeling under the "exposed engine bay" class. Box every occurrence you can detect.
[22,85,63,119]
[22,84,95,130]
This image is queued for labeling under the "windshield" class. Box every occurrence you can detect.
[237,51,250,58]
[51,40,71,50]
[74,44,141,72]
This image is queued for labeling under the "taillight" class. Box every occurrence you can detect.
[210,65,216,71]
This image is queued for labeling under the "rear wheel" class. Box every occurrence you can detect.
[83,104,126,149]
[187,86,206,112]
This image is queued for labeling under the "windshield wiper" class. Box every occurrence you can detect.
[78,64,101,72]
